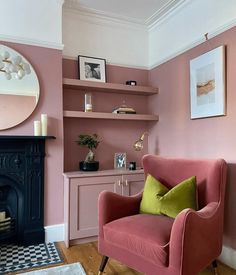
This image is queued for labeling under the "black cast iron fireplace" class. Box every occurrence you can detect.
[0,136,55,246]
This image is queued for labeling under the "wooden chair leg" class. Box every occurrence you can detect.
[212,260,219,275]
[98,255,109,275]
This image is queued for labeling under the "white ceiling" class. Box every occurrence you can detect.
[64,0,185,26]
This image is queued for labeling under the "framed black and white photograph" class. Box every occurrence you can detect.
[190,45,226,119]
[114,153,126,169]
[78,55,106,83]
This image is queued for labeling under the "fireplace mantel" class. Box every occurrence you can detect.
[0,135,56,139]
[0,135,55,245]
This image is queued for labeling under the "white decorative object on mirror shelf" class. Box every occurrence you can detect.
[0,45,40,130]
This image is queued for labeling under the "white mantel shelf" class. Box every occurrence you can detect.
[63,78,158,96]
[63,110,158,121]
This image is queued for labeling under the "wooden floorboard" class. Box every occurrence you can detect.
[57,241,236,275]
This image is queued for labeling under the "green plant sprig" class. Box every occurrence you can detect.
[76,134,100,150]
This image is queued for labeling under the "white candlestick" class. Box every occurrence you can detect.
[34,120,41,136]
[0,211,6,222]
[41,114,47,136]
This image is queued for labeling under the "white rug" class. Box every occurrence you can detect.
[20,263,86,274]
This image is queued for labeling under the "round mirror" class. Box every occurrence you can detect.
[0,45,40,130]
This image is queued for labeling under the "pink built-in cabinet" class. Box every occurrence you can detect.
[63,76,158,246]
[63,169,145,247]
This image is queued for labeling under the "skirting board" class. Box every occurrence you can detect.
[44,224,65,243]
[218,245,236,270]
[45,224,236,270]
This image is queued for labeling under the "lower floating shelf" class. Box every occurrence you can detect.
[63,110,158,121]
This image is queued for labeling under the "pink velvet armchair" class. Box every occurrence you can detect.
[98,155,227,275]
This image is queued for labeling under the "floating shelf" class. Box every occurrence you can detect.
[63,111,158,121]
[63,78,158,96]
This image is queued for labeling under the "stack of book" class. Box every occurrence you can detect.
[112,106,136,114]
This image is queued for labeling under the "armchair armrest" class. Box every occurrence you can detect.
[169,202,222,273]
[98,191,142,238]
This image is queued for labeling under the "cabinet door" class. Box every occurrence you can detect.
[69,175,121,240]
[122,173,145,196]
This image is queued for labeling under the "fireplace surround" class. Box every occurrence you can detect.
[0,136,55,245]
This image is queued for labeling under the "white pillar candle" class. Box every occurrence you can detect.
[0,211,6,222]
[41,114,47,136]
[34,120,41,136]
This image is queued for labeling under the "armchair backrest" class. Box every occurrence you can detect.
[142,155,227,209]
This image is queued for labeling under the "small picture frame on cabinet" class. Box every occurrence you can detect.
[114,152,126,169]
[78,55,106,83]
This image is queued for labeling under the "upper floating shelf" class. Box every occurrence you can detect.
[63,78,158,96]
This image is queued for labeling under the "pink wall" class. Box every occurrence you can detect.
[148,26,236,249]
[0,41,63,226]
[63,59,150,171]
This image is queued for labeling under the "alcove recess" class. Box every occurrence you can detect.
[63,78,159,172]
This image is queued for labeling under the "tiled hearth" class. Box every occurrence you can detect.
[0,242,63,274]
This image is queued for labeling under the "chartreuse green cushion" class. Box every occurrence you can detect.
[140,174,197,218]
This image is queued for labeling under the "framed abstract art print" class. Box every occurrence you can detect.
[190,46,226,119]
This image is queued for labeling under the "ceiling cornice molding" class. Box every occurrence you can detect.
[63,0,189,30]
[147,0,192,31]
[63,8,147,32]
[63,1,146,30]
[145,0,186,27]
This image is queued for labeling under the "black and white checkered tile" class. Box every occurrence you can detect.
[0,242,63,274]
